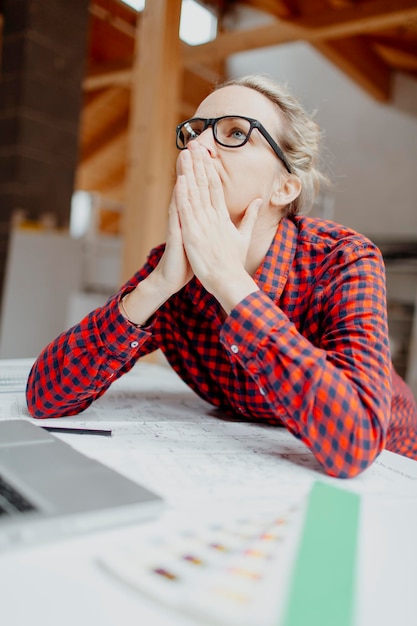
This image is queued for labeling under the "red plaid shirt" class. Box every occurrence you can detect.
[26,216,417,477]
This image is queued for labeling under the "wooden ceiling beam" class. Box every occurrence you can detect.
[82,60,223,121]
[89,1,137,38]
[84,165,127,204]
[83,2,417,104]
[84,60,133,91]
[239,0,298,19]
[300,0,417,38]
[181,64,224,115]
[182,0,417,65]
[80,107,128,165]
[371,34,417,57]
[81,85,126,120]
[325,0,357,7]
[76,128,128,193]
[314,35,392,101]
[79,87,128,155]
[375,42,417,72]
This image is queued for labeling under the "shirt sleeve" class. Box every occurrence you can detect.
[220,241,392,478]
[26,248,164,418]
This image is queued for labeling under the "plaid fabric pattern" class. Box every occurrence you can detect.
[26,216,417,478]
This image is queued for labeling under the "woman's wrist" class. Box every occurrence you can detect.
[119,272,174,326]
[120,294,143,327]
[206,269,259,315]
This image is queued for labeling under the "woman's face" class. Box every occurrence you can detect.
[179,85,289,223]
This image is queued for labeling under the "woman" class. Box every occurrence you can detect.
[26,75,417,478]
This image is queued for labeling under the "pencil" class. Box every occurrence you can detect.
[41,426,112,436]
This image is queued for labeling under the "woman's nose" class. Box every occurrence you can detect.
[193,127,218,157]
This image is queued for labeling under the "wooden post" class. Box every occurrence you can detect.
[121,0,183,281]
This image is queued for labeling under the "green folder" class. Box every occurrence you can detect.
[282,481,360,626]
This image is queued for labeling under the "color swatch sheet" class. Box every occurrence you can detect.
[99,495,307,626]
[98,482,361,626]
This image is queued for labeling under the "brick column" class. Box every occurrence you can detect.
[0,0,89,308]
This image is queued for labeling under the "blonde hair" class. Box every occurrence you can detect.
[216,75,329,216]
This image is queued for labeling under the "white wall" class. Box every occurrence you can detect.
[0,230,83,359]
[0,228,124,359]
[227,36,417,240]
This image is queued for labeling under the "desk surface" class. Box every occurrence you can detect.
[0,359,416,626]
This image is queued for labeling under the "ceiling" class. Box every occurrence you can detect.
[78,0,417,206]
[3,0,417,209]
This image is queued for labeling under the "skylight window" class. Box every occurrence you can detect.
[180,0,217,45]
[120,0,217,45]
[121,0,145,10]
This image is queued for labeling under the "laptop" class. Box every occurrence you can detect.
[0,419,164,551]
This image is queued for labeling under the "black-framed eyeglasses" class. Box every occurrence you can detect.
[176,115,292,173]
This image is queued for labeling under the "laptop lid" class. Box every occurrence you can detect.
[0,419,163,550]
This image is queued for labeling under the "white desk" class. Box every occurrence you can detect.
[0,359,416,626]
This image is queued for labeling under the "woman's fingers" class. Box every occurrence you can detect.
[179,145,212,217]
[239,197,262,238]
[161,179,193,290]
[180,141,229,222]
[201,148,229,219]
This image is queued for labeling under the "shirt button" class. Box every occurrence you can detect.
[231,344,239,354]
[259,387,266,396]
[130,341,139,348]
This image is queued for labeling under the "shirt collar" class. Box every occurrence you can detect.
[253,216,298,302]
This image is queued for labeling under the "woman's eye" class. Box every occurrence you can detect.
[230,128,246,141]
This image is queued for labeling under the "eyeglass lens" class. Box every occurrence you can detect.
[178,117,252,149]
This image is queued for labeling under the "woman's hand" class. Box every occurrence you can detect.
[119,185,193,327]
[175,141,262,310]
[153,186,193,296]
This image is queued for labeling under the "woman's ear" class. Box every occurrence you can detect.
[271,175,302,208]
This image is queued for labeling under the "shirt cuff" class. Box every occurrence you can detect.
[93,294,154,359]
[221,290,290,359]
